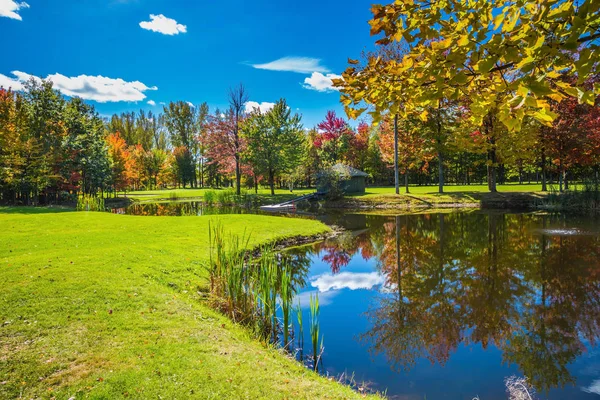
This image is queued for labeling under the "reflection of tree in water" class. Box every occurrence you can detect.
[122,201,246,216]
[311,212,600,393]
[279,247,313,290]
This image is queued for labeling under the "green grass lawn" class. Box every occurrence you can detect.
[0,208,373,399]
[358,183,550,196]
[344,184,564,207]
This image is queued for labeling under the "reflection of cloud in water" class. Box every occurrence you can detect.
[310,272,385,292]
[295,290,339,309]
[582,379,600,395]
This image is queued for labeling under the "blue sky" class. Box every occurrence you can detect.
[0,0,376,127]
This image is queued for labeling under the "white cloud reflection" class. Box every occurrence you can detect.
[310,272,385,292]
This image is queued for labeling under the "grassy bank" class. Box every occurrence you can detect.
[0,208,372,399]
[341,184,561,209]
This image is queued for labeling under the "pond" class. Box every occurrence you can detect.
[287,212,600,399]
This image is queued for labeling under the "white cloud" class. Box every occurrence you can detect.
[0,71,23,90]
[251,57,330,74]
[0,70,157,103]
[245,101,275,114]
[139,14,187,35]
[303,72,342,92]
[186,101,194,108]
[294,290,339,309]
[147,100,156,106]
[0,0,29,21]
[582,379,600,395]
[310,272,385,292]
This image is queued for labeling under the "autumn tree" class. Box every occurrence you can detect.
[106,132,131,193]
[315,111,353,165]
[379,115,434,193]
[228,84,249,195]
[337,0,600,192]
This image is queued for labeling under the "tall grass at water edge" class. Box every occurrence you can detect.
[537,181,600,211]
[76,194,105,211]
[204,188,259,207]
[207,222,310,353]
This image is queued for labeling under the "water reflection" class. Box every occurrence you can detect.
[292,212,600,398]
[112,201,250,216]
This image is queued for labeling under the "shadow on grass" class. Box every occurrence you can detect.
[0,206,75,215]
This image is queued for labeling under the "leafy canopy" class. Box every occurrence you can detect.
[335,0,600,130]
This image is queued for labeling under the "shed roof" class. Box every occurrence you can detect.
[330,163,369,178]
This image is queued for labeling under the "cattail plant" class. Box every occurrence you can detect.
[280,263,293,351]
[296,299,304,361]
[309,293,323,372]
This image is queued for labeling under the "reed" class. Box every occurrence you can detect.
[203,190,217,205]
[280,264,293,350]
[76,194,105,211]
[309,293,323,372]
[207,226,325,376]
[296,299,304,361]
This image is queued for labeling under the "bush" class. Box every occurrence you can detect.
[318,170,348,201]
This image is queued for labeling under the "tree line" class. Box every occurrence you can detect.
[1,74,599,204]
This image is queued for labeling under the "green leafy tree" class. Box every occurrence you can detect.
[243,99,304,195]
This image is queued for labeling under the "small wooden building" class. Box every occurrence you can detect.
[316,163,369,194]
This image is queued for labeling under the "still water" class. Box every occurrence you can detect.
[112,201,251,216]
[287,212,600,399]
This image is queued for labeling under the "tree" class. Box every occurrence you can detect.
[62,97,110,196]
[315,111,352,165]
[378,115,434,193]
[228,84,249,195]
[205,108,245,186]
[336,0,600,192]
[163,101,203,187]
[338,0,599,129]
[243,99,304,195]
[106,132,131,193]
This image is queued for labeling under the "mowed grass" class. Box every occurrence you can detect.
[346,184,562,206]
[360,183,547,196]
[0,209,372,399]
[122,188,315,202]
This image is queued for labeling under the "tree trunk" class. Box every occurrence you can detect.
[541,146,547,192]
[436,107,444,193]
[438,146,444,194]
[487,146,497,192]
[485,117,497,193]
[235,155,241,195]
[518,164,523,185]
[559,157,564,192]
[269,168,275,196]
[394,114,399,195]
[404,170,409,194]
